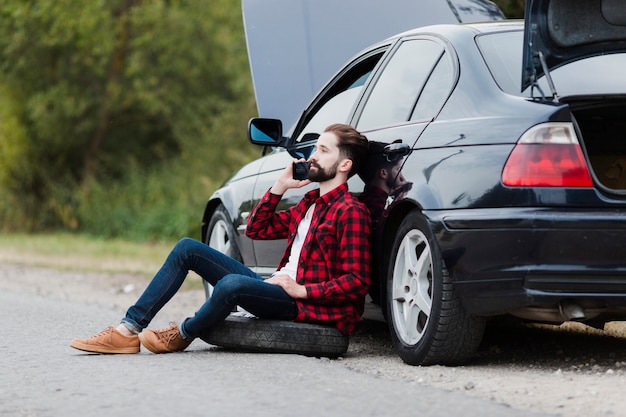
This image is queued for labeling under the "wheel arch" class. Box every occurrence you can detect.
[378,181,445,286]
[377,200,424,301]
[200,188,239,243]
[380,202,416,266]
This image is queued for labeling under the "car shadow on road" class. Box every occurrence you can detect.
[472,318,626,370]
[347,311,626,369]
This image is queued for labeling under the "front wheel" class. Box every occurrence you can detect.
[386,210,485,366]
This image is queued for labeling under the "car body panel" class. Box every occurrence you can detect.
[429,207,626,320]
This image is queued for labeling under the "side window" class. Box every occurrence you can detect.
[410,52,454,121]
[293,51,385,147]
[357,39,445,131]
[294,85,364,145]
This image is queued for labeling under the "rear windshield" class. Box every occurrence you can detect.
[477,29,626,98]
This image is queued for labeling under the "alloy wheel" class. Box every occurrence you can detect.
[390,228,433,345]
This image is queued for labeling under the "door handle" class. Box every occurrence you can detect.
[383,141,412,160]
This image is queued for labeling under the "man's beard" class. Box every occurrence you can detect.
[307,160,339,182]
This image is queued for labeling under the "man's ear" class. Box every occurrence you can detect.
[339,158,353,174]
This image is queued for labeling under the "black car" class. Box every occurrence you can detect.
[201,0,626,365]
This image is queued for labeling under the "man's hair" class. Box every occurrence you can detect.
[358,141,388,183]
[324,123,369,178]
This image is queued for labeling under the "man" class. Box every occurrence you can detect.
[70,123,371,354]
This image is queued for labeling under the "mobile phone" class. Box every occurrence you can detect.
[292,162,309,180]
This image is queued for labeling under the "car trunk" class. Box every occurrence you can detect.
[522,0,626,192]
[567,98,626,191]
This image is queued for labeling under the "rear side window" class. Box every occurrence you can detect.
[357,39,445,131]
[476,30,523,96]
[410,52,454,122]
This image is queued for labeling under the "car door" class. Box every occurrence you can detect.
[352,35,458,288]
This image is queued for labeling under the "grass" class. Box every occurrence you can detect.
[0,232,206,290]
[0,233,176,276]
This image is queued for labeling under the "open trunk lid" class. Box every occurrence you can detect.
[522,0,626,92]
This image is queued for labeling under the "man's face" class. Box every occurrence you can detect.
[386,160,403,189]
[307,131,343,182]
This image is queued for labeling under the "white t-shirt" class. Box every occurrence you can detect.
[274,203,315,280]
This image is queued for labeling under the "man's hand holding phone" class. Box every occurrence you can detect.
[292,161,309,180]
[270,159,312,195]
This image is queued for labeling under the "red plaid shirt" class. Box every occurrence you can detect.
[245,183,371,334]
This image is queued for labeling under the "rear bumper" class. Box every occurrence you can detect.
[427,207,626,318]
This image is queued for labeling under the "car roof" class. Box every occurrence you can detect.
[242,0,504,129]
[522,0,626,91]
[390,19,522,40]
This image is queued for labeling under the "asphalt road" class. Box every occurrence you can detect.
[0,284,553,417]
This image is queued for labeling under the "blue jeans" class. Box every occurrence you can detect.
[121,238,297,339]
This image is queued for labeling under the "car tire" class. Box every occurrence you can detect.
[386,210,486,366]
[200,315,350,358]
[203,204,242,298]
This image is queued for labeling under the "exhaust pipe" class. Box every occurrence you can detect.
[559,300,586,321]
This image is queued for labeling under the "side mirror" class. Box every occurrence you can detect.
[248,118,283,146]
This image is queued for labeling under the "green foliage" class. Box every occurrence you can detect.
[75,101,256,241]
[493,0,525,18]
[76,164,197,240]
[0,0,258,238]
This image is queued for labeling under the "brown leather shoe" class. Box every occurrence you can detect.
[138,322,191,354]
[70,326,140,354]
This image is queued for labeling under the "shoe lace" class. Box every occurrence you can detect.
[89,326,114,339]
[158,322,181,345]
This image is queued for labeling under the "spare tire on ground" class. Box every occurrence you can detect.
[200,315,350,358]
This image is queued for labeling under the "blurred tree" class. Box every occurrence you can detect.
[493,0,525,18]
[0,0,254,232]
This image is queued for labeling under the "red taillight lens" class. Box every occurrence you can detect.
[502,123,593,187]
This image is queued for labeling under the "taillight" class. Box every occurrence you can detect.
[502,123,593,187]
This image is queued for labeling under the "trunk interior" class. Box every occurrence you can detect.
[570,100,626,191]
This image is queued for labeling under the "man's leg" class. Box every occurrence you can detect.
[70,237,259,354]
[138,274,297,354]
[179,274,297,339]
[122,237,260,333]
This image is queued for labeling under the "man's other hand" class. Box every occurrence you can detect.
[265,274,308,299]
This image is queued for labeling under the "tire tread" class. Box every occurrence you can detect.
[200,315,350,358]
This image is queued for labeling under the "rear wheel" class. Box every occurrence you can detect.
[386,210,485,366]
[203,204,242,298]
